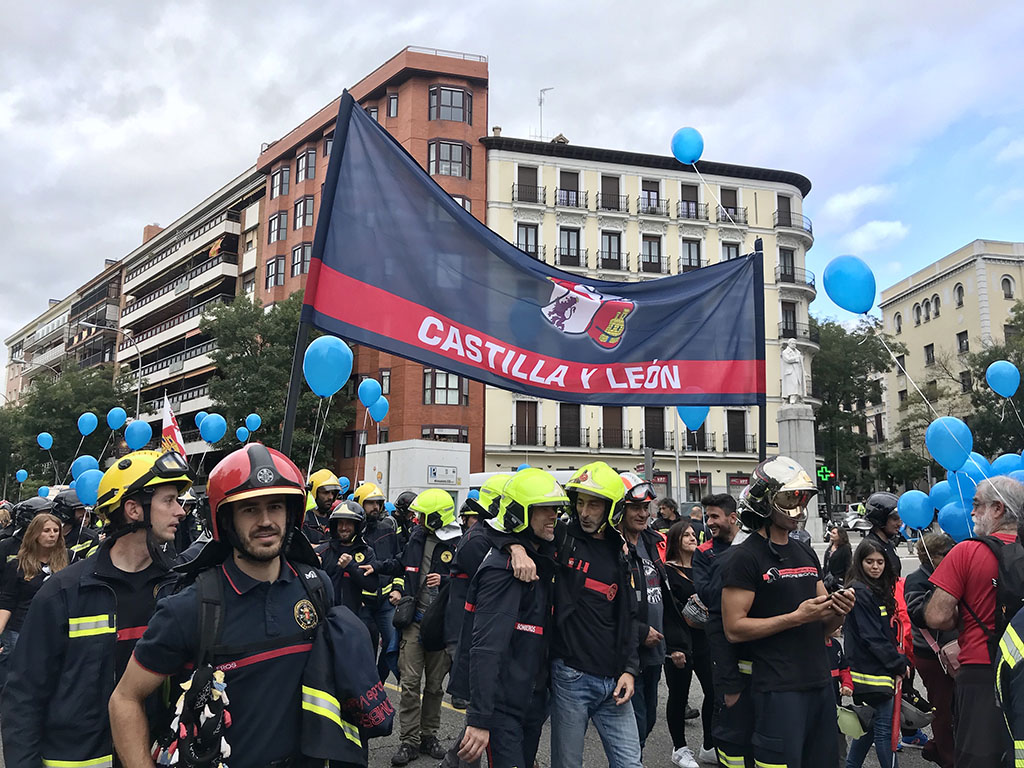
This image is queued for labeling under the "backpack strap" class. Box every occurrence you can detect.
[195,568,225,667]
[291,560,328,622]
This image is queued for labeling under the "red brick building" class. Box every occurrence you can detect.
[255,47,489,479]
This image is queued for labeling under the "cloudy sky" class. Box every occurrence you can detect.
[2,0,1023,364]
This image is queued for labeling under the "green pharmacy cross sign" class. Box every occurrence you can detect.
[817,465,834,482]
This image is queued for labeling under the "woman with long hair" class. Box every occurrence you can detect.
[0,513,68,661]
[823,524,852,591]
[662,519,714,768]
[844,538,908,768]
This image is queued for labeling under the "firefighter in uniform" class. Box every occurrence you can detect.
[357,481,404,683]
[2,449,193,768]
[52,488,100,563]
[320,499,381,642]
[306,468,343,544]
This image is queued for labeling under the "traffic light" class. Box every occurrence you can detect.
[835,484,841,491]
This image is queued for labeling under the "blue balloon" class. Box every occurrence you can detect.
[303,336,354,398]
[77,412,98,436]
[938,500,974,543]
[358,379,383,408]
[236,426,250,443]
[468,489,480,500]
[676,405,710,432]
[347,493,355,500]
[897,490,933,529]
[925,416,973,472]
[368,396,389,423]
[199,413,227,444]
[822,255,877,314]
[986,360,1020,398]
[929,480,952,511]
[38,486,49,498]
[963,452,992,485]
[517,463,530,471]
[69,480,76,489]
[106,407,127,431]
[947,470,978,506]
[71,455,100,480]
[195,411,209,429]
[245,413,262,432]
[15,469,27,483]
[338,476,350,494]
[1010,470,1024,485]
[75,468,104,506]
[124,420,153,451]
[992,453,1023,476]
[385,501,396,513]
[670,127,704,165]
[36,432,53,451]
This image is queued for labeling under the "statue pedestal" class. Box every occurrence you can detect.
[777,402,822,541]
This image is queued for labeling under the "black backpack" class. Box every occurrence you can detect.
[962,536,1024,665]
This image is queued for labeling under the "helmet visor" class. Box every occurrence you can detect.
[775,488,815,511]
[625,482,657,503]
[153,450,191,478]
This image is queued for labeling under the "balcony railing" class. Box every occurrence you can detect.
[778,322,820,344]
[122,254,239,317]
[596,193,629,213]
[677,201,709,221]
[640,256,668,275]
[725,433,757,453]
[121,295,231,350]
[717,206,748,225]
[517,243,546,261]
[640,430,674,451]
[598,251,629,271]
[598,427,633,449]
[129,340,219,381]
[555,189,588,209]
[76,349,115,369]
[775,266,816,288]
[510,425,546,446]
[683,431,716,452]
[145,383,211,413]
[679,257,708,273]
[125,210,241,283]
[555,247,588,268]
[773,210,813,236]
[637,197,669,216]
[555,426,590,448]
[512,184,546,204]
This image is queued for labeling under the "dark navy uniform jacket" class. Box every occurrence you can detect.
[318,537,380,614]
[694,537,750,695]
[445,523,495,650]
[133,556,335,768]
[395,525,460,601]
[365,516,404,597]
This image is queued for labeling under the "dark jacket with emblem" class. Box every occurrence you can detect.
[627,527,669,660]
[303,507,331,545]
[445,523,496,651]
[365,515,404,598]
[319,537,380,614]
[395,525,460,602]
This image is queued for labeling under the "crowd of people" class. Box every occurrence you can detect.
[0,444,1023,767]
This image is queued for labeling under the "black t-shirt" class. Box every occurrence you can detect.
[93,547,166,678]
[721,532,830,693]
[554,533,621,678]
[0,559,50,633]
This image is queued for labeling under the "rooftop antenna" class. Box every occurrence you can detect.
[538,87,554,140]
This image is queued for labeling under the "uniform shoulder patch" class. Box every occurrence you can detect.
[294,598,319,629]
[440,550,453,563]
[354,552,365,563]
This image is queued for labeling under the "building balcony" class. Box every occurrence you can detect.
[639,256,668,275]
[555,247,588,269]
[773,210,814,246]
[75,348,116,370]
[679,256,708,273]
[775,266,817,298]
[597,251,630,273]
[23,322,68,353]
[598,427,633,450]
[517,243,546,262]
[682,431,716,452]
[596,193,629,213]
[143,383,213,416]
[121,295,231,356]
[717,206,748,226]
[555,426,590,448]
[779,321,820,346]
[637,197,669,217]
[122,254,239,325]
[127,340,218,385]
[555,189,588,209]
[677,201,709,221]
[30,343,67,369]
[124,210,241,292]
[510,425,546,447]
[723,433,757,454]
[512,184,546,205]
[640,430,675,451]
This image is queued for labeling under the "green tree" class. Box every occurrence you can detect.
[200,293,354,473]
[963,300,1024,456]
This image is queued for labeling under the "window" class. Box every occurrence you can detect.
[600,175,622,210]
[1003,276,1015,299]
[957,330,969,353]
[894,313,902,334]
[291,243,311,276]
[779,248,795,279]
[680,239,701,272]
[378,428,389,444]
[600,231,622,269]
[452,195,472,212]
[243,275,255,294]
[516,166,541,203]
[722,242,740,261]
[294,196,314,228]
[898,389,908,405]
[926,379,939,398]
[781,301,797,334]
[954,283,964,307]
[641,235,662,274]
[422,425,469,443]
[902,431,911,449]
[325,135,333,157]
[777,194,793,227]
[873,413,884,443]
[429,86,472,123]
[1007,324,1021,344]
[923,299,931,322]
[602,406,624,448]
[343,430,368,458]
[423,368,469,405]
[367,106,378,122]
[515,401,539,445]
[296,149,316,183]
[644,407,665,450]
[895,353,905,372]
[558,228,581,266]
[726,410,746,452]
[679,183,699,218]
[387,94,398,118]
[428,140,469,178]
[559,404,583,447]
[517,223,539,258]
[270,167,289,198]
[924,343,935,365]
[932,294,941,317]
[380,369,391,395]
[264,257,284,290]
[960,370,973,393]
[244,232,255,252]
[557,170,581,207]
[268,212,287,243]
[914,304,922,325]
[720,188,738,216]
[640,179,660,213]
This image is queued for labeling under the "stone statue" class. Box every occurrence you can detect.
[781,339,805,403]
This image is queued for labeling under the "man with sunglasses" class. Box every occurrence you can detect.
[3,449,193,768]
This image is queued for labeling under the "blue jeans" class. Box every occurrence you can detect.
[550,658,642,768]
[631,663,662,749]
[846,697,896,768]
[360,602,398,683]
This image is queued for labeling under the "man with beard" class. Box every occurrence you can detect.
[305,468,342,544]
[394,490,417,548]
[358,481,405,683]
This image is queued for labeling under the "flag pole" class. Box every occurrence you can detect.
[280,321,311,457]
[752,239,768,461]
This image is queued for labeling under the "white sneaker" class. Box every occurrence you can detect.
[671,746,699,768]
[697,746,719,765]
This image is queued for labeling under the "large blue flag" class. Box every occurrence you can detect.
[302,92,766,406]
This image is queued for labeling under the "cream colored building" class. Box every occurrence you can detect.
[480,132,818,500]
[879,239,1024,453]
[4,296,74,404]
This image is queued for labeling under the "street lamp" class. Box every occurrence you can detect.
[11,358,60,377]
[79,322,143,420]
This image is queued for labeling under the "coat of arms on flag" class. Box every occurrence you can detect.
[161,395,187,457]
[541,277,635,349]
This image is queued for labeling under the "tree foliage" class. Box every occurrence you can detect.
[963,300,1024,456]
[200,293,354,472]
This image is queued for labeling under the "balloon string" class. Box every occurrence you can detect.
[310,396,333,475]
[1009,398,1024,438]
[306,398,325,482]
[690,165,740,228]
[357,408,370,488]
[47,450,59,486]
[97,431,114,466]
[61,435,87,486]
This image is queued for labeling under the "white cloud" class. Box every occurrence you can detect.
[819,184,895,228]
[996,138,1024,163]
[840,221,910,253]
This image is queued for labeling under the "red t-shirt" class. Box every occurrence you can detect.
[929,531,1017,664]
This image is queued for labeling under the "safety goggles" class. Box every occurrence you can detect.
[625,482,657,503]
[126,450,194,496]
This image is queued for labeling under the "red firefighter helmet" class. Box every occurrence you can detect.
[205,443,306,544]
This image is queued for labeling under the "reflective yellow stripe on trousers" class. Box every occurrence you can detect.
[1014,739,1024,768]
[42,756,114,767]
[301,685,361,746]
[67,614,115,638]
[754,760,788,768]
[717,749,746,767]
